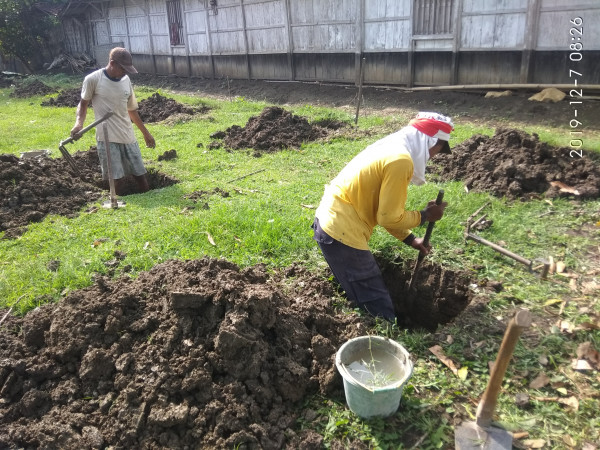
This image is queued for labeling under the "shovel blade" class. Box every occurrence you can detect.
[455,421,513,450]
[58,145,81,174]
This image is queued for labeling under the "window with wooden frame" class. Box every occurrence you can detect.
[413,0,454,35]
[166,0,184,46]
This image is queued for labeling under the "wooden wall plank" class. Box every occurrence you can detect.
[58,0,600,84]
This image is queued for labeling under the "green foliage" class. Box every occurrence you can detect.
[0,0,61,71]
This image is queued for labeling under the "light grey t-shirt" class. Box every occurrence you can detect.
[81,69,138,144]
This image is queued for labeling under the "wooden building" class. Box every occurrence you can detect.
[42,0,600,85]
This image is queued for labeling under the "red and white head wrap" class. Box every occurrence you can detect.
[409,112,454,141]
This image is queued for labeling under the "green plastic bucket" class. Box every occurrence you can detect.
[335,335,413,418]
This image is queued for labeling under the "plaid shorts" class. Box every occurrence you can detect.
[96,141,146,180]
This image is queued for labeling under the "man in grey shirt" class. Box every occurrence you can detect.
[71,47,155,195]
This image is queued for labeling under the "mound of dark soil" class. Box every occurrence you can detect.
[40,88,82,107]
[185,187,230,202]
[137,93,209,123]
[431,128,600,199]
[10,80,56,98]
[217,106,329,154]
[157,149,177,161]
[0,149,178,238]
[0,153,102,237]
[0,258,370,449]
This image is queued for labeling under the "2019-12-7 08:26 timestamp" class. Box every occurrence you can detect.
[568,16,583,158]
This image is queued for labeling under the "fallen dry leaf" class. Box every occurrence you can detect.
[581,281,600,295]
[548,256,556,274]
[471,340,486,349]
[300,204,315,209]
[571,359,594,371]
[562,435,577,447]
[576,342,600,369]
[533,395,578,411]
[559,396,579,411]
[543,298,563,307]
[523,438,546,448]
[555,261,566,273]
[580,319,600,331]
[529,372,550,389]
[559,320,575,333]
[550,181,580,195]
[205,232,216,246]
[569,278,578,291]
[429,345,459,376]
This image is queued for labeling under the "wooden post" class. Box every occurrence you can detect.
[521,0,541,83]
[144,0,158,75]
[354,0,364,86]
[240,0,251,79]
[204,4,215,79]
[122,0,132,50]
[104,3,112,49]
[450,0,464,85]
[283,0,295,81]
[354,57,365,124]
[181,0,192,77]
[407,39,415,88]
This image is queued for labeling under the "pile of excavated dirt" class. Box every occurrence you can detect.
[431,128,600,200]
[211,106,332,154]
[0,256,474,449]
[0,258,368,449]
[10,80,56,98]
[40,88,82,107]
[0,149,178,238]
[137,93,209,123]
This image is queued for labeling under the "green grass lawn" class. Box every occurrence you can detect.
[1,75,599,449]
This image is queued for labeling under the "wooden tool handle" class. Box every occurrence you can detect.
[422,189,445,248]
[408,189,446,292]
[476,309,532,427]
[59,111,114,146]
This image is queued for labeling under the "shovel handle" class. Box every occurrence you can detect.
[422,189,445,248]
[476,309,532,427]
[407,189,445,292]
[59,111,114,146]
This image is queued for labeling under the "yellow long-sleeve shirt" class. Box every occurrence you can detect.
[315,146,422,250]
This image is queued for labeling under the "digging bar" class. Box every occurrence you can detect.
[455,309,532,450]
[407,189,445,292]
[58,111,113,175]
[464,207,551,279]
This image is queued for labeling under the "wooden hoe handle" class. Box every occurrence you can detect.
[476,309,532,427]
[422,189,445,249]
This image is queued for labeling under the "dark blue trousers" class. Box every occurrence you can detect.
[312,218,396,321]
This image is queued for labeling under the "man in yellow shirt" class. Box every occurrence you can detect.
[313,112,452,321]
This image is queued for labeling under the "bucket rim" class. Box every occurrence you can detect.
[335,335,414,392]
